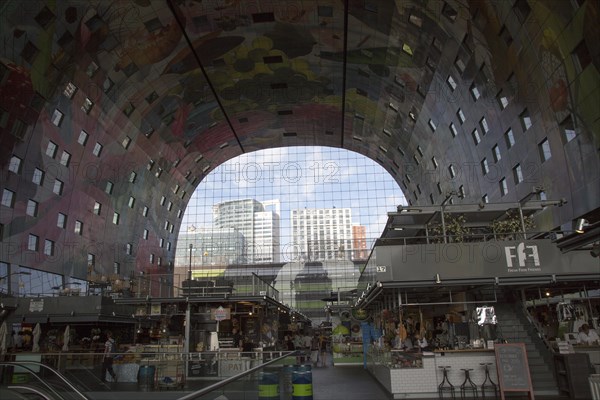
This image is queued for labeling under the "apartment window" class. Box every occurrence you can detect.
[26,199,38,217]
[92,142,103,157]
[481,158,489,175]
[429,194,435,205]
[28,234,39,251]
[129,172,137,183]
[520,109,532,131]
[143,229,149,240]
[160,196,166,206]
[470,83,481,100]
[44,239,55,256]
[167,202,173,211]
[147,159,155,171]
[447,75,457,91]
[60,150,71,166]
[504,128,515,148]
[142,206,149,217]
[167,242,172,251]
[560,115,577,143]
[538,138,552,162]
[497,91,509,109]
[457,108,466,124]
[437,182,442,194]
[472,129,481,145]
[177,210,182,218]
[513,164,524,184]
[448,164,457,178]
[159,238,164,248]
[8,156,22,174]
[479,117,489,134]
[500,178,508,196]
[57,212,67,228]
[63,82,77,98]
[128,197,135,208]
[32,168,45,185]
[173,184,180,194]
[126,243,132,255]
[113,262,120,275]
[113,212,120,225]
[493,144,502,162]
[51,109,64,126]
[572,40,592,72]
[77,130,89,146]
[459,185,465,198]
[431,156,439,169]
[53,179,63,195]
[100,184,113,199]
[482,194,489,204]
[149,254,155,264]
[428,119,437,132]
[74,220,83,235]
[93,201,102,215]
[46,141,58,158]
[155,168,163,178]
[86,61,99,77]
[87,253,95,267]
[122,136,132,149]
[81,97,93,114]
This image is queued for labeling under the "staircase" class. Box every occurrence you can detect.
[494,300,559,396]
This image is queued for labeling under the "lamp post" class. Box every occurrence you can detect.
[0,271,32,296]
[188,243,193,282]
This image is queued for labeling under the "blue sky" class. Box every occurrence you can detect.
[181,146,406,255]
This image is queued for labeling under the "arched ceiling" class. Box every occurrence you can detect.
[0,0,599,280]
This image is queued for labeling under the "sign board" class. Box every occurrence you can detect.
[150,303,162,315]
[495,343,535,400]
[29,299,44,312]
[212,306,230,321]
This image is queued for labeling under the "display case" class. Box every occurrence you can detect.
[369,348,424,369]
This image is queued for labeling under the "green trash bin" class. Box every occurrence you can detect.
[292,370,313,400]
[137,365,155,391]
[258,371,279,400]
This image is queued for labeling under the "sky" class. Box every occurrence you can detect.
[180,146,406,259]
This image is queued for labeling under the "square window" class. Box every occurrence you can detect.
[113,262,120,274]
[105,181,114,194]
[437,183,443,194]
[113,212,120,225]
[92,142,103,157]
[8,156,22,174]
[457,108,466,124]
[167,202,173,211]
[46,141,58,158]
[60,150,71,166]
[472,129,481,145]
[428,119,437,132]
[44,239,55,256]
[459,185,465,198]
[447,75,457,91]
[126,243,132,255]
[481,158,489,175]
[143,206,149,217]
[150,254,155,264]
[560,115,577,143]
[513,164,524,184]
[57,212,67,228]
[129,172,137,183]
[449,123,458,137]
[53,179,64,195]
[402,43,413,56]
[500,178,508,196]
[482,194,489,204]
[28,234,39,251]
[74,220,83,235]
[432,157,439,169]
[93,201,102,215]
[538,138,552,162]
[143,229,149,240]
[167,242,172,251]
[33,168,45,185]
[78,130,89,146]
[497,91,509,109]
[448,164,456,178]
[88,253,95,266]
[86,61,99,77]
[122,136,132,149]
[454,56,466,73]
[504,128,515,148]
[51,109,64,126]
[155,168,163,178]
[480,117,489,134]
[26,199,38,216]
[81,98,93,114]
[128,197,135,208]
[470,83,481,100]
[2,189,15,208]
[493,144,502,162]
[520,109,532,131]
[63,82,77,98]
[103,77,114,93]
[409,14,423,27]
[147,159,155,171]
[159,238,164,247]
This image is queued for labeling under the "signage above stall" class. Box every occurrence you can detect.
[212,306,231,321]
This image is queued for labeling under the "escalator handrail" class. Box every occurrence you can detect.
[176,350,299,400]
[0,361,91,400]
[2,363,64,400]
[8,385,53,400]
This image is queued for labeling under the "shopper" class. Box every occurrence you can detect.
[101,331,118,382]
[577,324,600,345]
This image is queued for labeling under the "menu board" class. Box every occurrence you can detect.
[494,343,534,400]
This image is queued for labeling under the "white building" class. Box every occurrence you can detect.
[291,208,354,262]
[213,199,280,264]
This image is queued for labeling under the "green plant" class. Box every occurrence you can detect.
[491,211,535,239]
[428,213,470,243]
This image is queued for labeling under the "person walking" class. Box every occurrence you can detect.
[101,331,118,382]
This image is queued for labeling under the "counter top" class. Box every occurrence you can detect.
[433,349,495,353]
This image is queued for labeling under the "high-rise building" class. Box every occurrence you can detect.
[176,229,245,267]
[352,224,368,260]
[291,208,353,261]
[213,199,280,263]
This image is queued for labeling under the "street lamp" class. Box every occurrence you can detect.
[188,243,193,282]
[0,271,32,296]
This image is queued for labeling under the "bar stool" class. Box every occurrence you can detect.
[459,368,479,399]
[480,362,499,399]
[438,365,456,399]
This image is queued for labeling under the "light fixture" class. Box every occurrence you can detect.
[575,218,589,233]
[393,227,404,231]
[435,274,442,284]
[545,291,551,297]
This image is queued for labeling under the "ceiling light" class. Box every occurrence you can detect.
[575,218,589,233]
